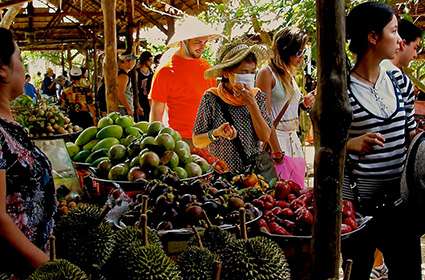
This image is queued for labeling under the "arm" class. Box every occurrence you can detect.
[0,170,49,268]
[256,69,280,152]
[346,132,385,154]
[193,123,236,148]
[117,74,132,115]
[149,100,166,122]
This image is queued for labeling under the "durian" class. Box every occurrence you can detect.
[54,204,115,274]
[177,227,219,280]
[27,235,89,280]
[0,273,12,280]
[221,208,291,280]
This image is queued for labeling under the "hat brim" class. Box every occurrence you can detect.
[204,45,269,79]
[167,33,221,47]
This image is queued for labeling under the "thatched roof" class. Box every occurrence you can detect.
[7,0,223,51]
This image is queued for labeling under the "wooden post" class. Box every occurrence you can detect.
[126,0,139,119]
[101,0,119,113]
[0,3,23,29]
[311,1,351,279]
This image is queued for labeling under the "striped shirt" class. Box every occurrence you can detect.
[342,70,416,200]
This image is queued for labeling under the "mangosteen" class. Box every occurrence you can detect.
[228,196,245,210]
[202,200,220,219]
[157,221,173,231]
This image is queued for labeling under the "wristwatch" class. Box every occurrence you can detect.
[208,130,218,142]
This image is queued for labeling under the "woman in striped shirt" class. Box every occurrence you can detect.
[342,2,421,280]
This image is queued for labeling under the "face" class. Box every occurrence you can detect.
[184,36,209,58]
[399,37,421,67]
[224,60,257,89]
[374,15,401,60]
[288,47,306,68]
[3,45,25,99]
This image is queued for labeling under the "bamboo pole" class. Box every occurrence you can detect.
[101,0,119,113]
[311,1,351,279]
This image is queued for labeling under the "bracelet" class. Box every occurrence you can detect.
[208,130,218,142]
[271,151,284,160]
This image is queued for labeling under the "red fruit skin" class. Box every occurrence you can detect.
[252,199,264,209]
[341,223,352,234]
[281,207,294,218]
[281,219,296,230]
[264,201,274,210]
[269,222,292,235]
[344,217,358,230]
[275,180,291,200]
[258,218,270,233]
[276,200,289,208]
[287,194,297,202]
[290,198,306,210]
[287,180,302,195]
[272,207,284,216]
[295,207,314,225]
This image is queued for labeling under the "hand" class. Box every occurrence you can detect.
[347,132,385,154]
[136,106,144,116]
[213,122,237,140]
[303,90,316,108]
[233,84,256,107]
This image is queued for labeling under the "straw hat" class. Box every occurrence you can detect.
[204,42,269,78]
[70,66,82,77]
[167,16,221,47]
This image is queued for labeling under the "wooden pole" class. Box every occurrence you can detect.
[0,3,23,29]
[101,0,119,113]
[126,0,139,119]
[311,1,351,279]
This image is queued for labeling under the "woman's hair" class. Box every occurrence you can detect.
[346,2,395,57]
[139,51,153,65]
[270,26,307,100]
[0,28,16,84]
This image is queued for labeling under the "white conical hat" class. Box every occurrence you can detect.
[167,16,221,46]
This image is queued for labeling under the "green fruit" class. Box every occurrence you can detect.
[66,142,80,158]
[175,140,190,153]
[173,167,188,179]
[108,164,129,180]
[97,116,114,129]
[108,144,127,163]
[200,226,234,255]
[120,134,137,147]
[159,127,181,142]
[194,157,211,174]
[176,246,216,280]
[90,156,109,167]
[115,115,135,129]
[127,166,147,181]
[140,136,156,150]
[85,148,108,164]
[27,259,89,280]
[125,126,143,138]
[97,159,112,178]
[92,137,120,152]
[154,165,170,177]
[185,162,202,178]
[127,140,141,157]
[133,121,149,133]
[161,151,179,169]
[75,126,98,146]
[147,121,163,136]
[155,133,176,151]
[82,139,98,151]
[72,150,91,163]
[139,151,160,169]
[129,156,140,168]
[107,111,120,122]
[96,125,123,140]
[177,148,192,165]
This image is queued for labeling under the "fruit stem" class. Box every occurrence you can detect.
[202,210,213,228]
[213,260,222,280]
[191,226,204,249]
[142,195,149,215]
[49,235,56,261]
[141,214,149,246]
[239,207,247,240]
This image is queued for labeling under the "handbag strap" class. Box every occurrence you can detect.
[215,95,249,164]
[273,99,291,128]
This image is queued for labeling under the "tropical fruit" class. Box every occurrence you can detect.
[96,125,123,140]
[160,151,179,169]
[140,136,156,150]
[72,150,91,163]
[108,164,129,181]
[185,162,202,178]
[147,121,163,136]
[133,121,149,133]
[92,137,120,152]
[66,142,80,158]
[155,133,176,151]
[129,156,140,168]
[177,246,216,280]
[125,126,143,138]
[97,159,112,178]
[194,157,211,174]
[127,166,147,181]
[97,116,114,129]
[120,134,137,147]
[159,127,181,142]
[175,140,190,152]
[82,139,98,151]
[173,167,188,179]
[85,148,108,164]
[108,144,127,163]
[127,140,141,157]
[115,115,134,128]
[27,259,89,280]
[75,126,97,146]
[139,151,160,170]
[107,111,120,122]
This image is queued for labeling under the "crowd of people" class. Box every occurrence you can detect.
[0,1,423,279]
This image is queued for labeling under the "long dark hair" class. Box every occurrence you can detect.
[346,2,395,58]
[0,28,16,84]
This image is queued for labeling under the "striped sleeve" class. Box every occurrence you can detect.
[391,70,416,132]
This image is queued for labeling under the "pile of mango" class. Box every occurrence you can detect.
[66,113,211,181]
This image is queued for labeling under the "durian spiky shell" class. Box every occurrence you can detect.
[202,226,234,255]
[54,205,115,274]
[221,236,291,280]
[0,273,12,280]
[176,246,217,280]
[103,226,162,279]
[27,259,89,280]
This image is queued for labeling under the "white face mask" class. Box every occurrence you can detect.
[234,73,256,89]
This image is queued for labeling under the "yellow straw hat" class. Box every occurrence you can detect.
[167,16,221,47]
[204,42,269,79]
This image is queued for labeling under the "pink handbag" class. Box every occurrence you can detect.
[274,155,306,188]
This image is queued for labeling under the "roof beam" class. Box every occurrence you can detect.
[0,0,28,9]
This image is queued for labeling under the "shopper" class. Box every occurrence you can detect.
[256,26,315,176]
[41,67,55,98]
[117,53,142,116]
[136,51,154,121]
[0,27,56,279]
[192,41,271,172]
[342,2,421,280]
[149,16,220,144]
[23,74,37,102]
